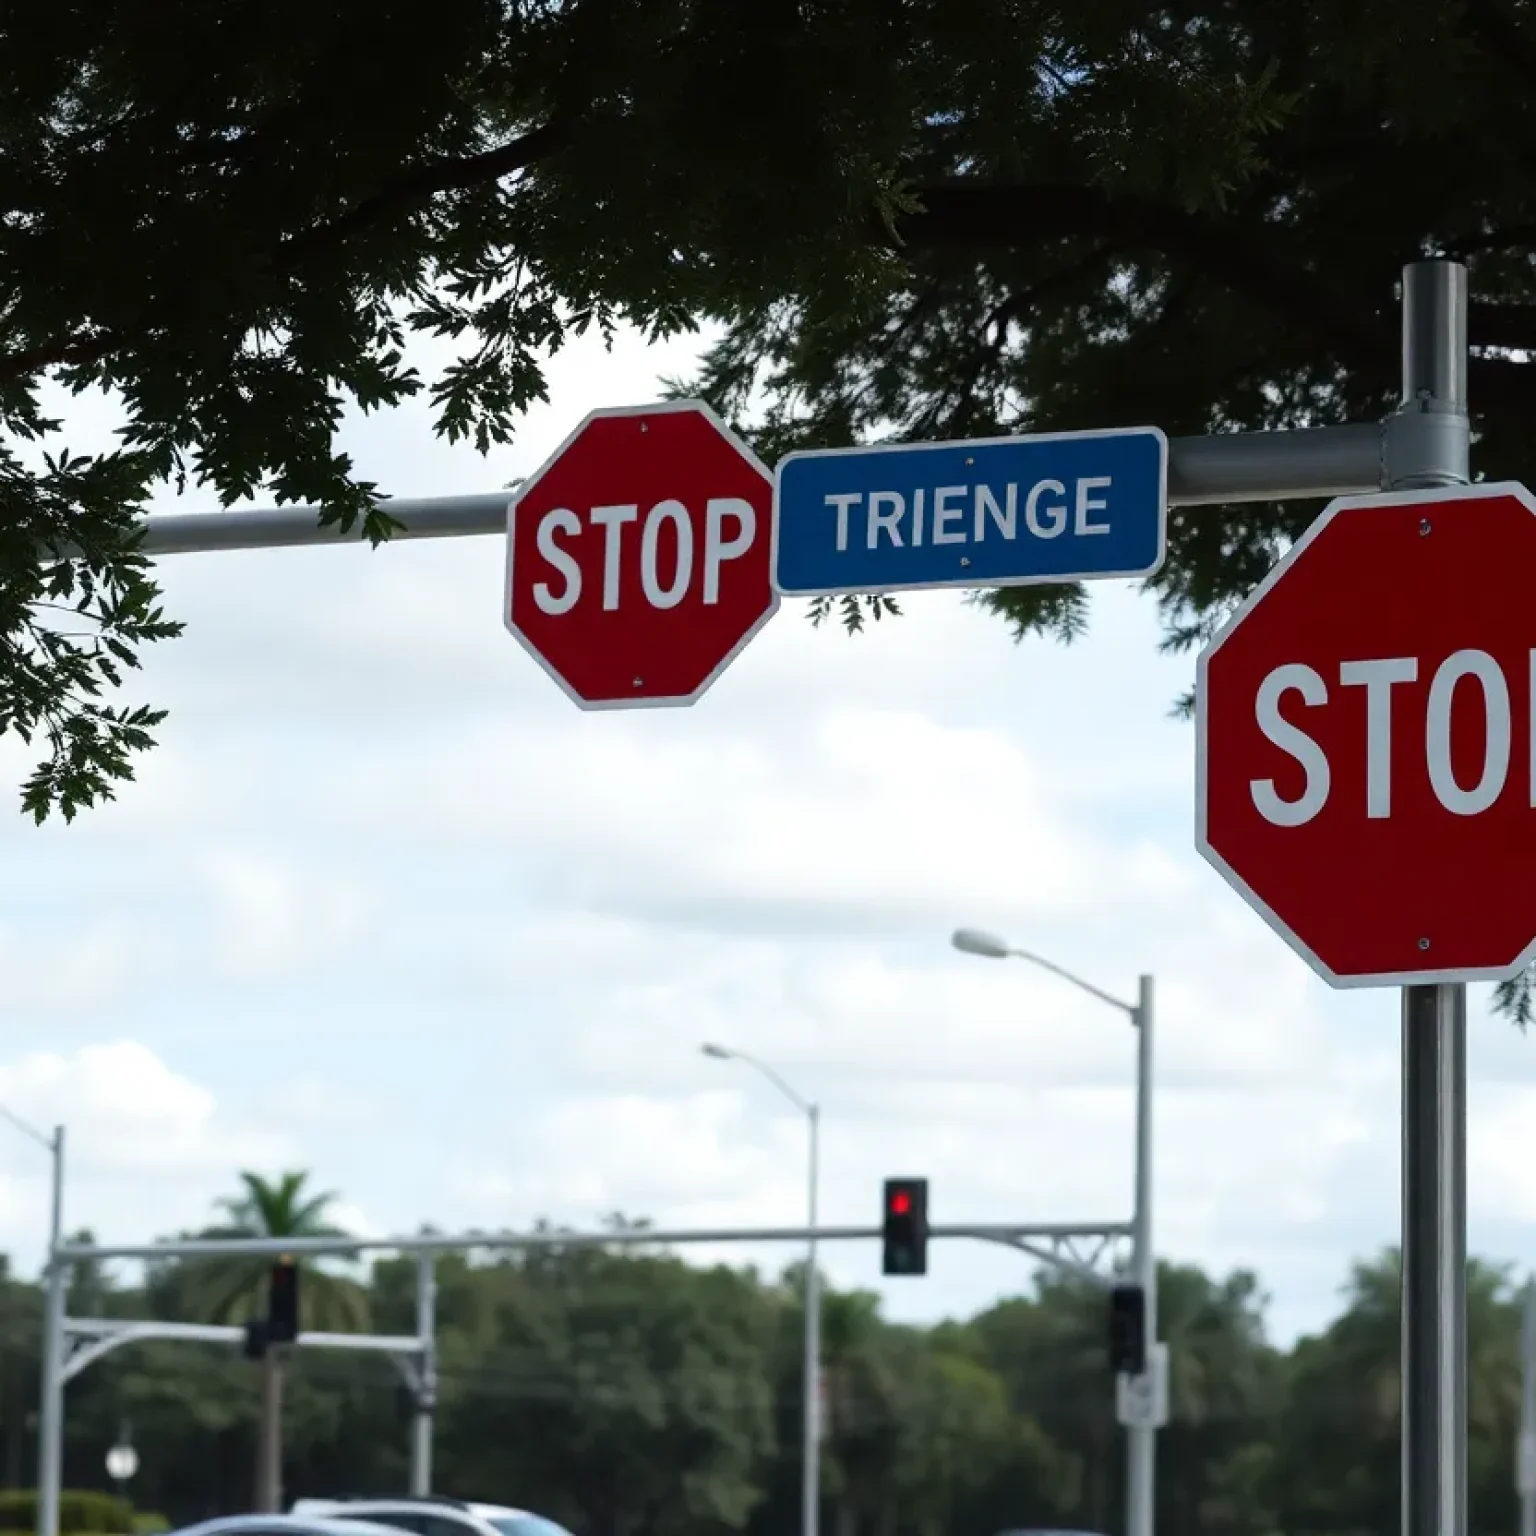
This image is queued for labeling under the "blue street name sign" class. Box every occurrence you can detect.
[772,426,1168,596]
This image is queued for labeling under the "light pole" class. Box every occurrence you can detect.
[951,927,1158,1536]
[0,1105,66,1536]
[702,1043,821,1536]
[1520,1279,1536,1536]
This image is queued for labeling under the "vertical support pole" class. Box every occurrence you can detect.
[1401,985,1467,1536]
[410,1253,437,1496]
[803,1105,821,1536]
[36,1127,66,1536]
[1391,259,1470,1536]
[1125,977,1156,1536]
[255,1352,284,1512]
[1519,1280,1536,1536]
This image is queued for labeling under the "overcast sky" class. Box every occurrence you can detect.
[0,322,1532,1353]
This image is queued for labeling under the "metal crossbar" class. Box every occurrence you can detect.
[127,421,1386,558]
[56,1218,1131,1264]
[59,1317,423,1384]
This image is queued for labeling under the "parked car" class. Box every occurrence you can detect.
[291,1496,574,1536]
[994,1529,1112,1536]
[174,1517,408,1536]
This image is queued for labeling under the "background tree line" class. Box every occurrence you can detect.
[0,1174,1529,1536]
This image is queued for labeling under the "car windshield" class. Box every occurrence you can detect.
[486,1519,571,1536]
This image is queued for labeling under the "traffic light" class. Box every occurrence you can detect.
[881,1178,929,1276]
[266,1256,300,1344]
[242,1318,269,1361]
[1108,1284,1146,1375]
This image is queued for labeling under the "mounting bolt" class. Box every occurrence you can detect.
[1419,518,1433,535]
[1418,937,1431,951]
[632,677,643,688]
[960,556,971,567]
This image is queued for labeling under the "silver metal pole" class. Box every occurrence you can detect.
[138,494,511,556]
[1126,977,1156,1536]
[802,1105,821,1536]
[121,423,1390,561]
[409,1254,437,1496]
[58,1218,1131,1264]
[1392,259,1470,1536]
[698,1046,829,1536]
[1401,984,1467,1536]
[1519,1280,1536,1536]
[36,1127,66,1536]
[1166,422,1383,506]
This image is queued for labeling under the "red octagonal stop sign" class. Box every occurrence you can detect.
[505,400,778,708]
[1196,481,1536,988]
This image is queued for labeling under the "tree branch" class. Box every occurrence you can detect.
[274,117,571,267]
[1446,224,1536,259]
[1461,0,1536,89]
[1468,299,1536,352]
[890,182,1392,365]
[1470,352,1536,410]
[0,331,116,384]
[0,118,571,385]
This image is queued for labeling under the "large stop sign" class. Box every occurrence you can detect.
[505,400,778,707]
[1196,482,1536,987]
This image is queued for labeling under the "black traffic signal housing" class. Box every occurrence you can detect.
[242,1317,269,1361]
[1108,1284,1146,1375]
[266,1256,300,1344]
[881,1178,929,1276]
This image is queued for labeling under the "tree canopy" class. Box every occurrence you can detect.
[2,1198,1531,1536]
[9,0,1536,811]
[6,3,1536,987]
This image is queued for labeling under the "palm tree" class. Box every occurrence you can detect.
[192,1171,369,1513]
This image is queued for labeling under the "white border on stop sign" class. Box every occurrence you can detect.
[503,397,781,710]
[1192,477,1536,989]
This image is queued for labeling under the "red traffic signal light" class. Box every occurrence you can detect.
[881,1178,928,1276]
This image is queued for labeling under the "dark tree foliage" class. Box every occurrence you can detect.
[4,1,1535,996]
[2,1228,1529,1536]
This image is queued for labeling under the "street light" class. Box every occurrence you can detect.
[950,927,1159,1536]
[702,1043,821,1536]
[0,1104,66,1536]
[951,927,1012,960]
[105,1421,138,1497]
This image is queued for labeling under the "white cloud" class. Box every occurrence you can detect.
[196,850,374,982]
[1470,1084,1536,1224]
[0,919,172,1015]
[0,1042,288,1176]
[321,1200,383,1241]
[502,1090,799,1215]
[310,701,1180,941]
[0,320,1529,1345]
[0,1044,294,1274]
